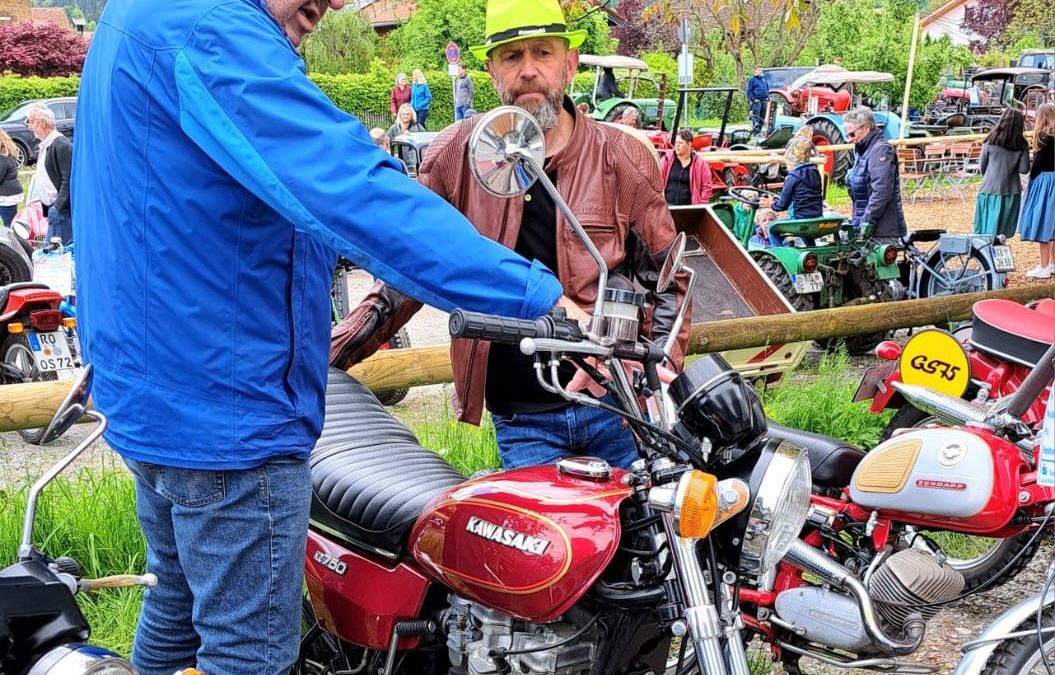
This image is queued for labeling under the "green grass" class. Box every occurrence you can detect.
[0,352,889,658]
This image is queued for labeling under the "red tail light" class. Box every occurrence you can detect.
[802,253,818,273]
[875,341,902,361]
[29,309,63,333]
[883,246,899,265]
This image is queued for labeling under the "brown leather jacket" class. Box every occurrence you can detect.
[331,102,690,425]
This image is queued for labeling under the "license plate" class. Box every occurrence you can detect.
[793,272,823,294]
[27,331,75,373]
[992,245,1015,272]
[852,363,894,402]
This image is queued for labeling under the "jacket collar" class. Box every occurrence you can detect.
[855,128,883,154]
[547,96,588,173]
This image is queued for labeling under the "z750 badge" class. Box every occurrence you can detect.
[465,516,551,556]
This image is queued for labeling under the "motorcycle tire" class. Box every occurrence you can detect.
[373,327,412,407]
[0,241,31,285]
[885,405,1042,592]
[2,334,55,445]
[919,248,993,300]
[982,614,1055,675]
[753,255,816,313]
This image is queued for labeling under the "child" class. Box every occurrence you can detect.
[750,207,782,248]
[761,126,824,222]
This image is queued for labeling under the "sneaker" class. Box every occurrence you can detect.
[1025,266,1052,279]
[1048,263,1055,273]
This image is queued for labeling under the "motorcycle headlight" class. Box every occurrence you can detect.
[27,644,138,675]
[739,441,812,575]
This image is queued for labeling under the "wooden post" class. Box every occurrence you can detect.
[1,284,1051,432]
[899,11,922,140]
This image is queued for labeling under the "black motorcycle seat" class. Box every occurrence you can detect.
[765,421,865,489]
[310,369,465,556]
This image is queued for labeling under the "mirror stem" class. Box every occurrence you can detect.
[664,266,697,360]
[513,149,609,335]
[18,409,108,561]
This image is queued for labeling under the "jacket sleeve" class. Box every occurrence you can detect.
[978,144,989,175]
[771,172,797,213]
[861,143,896,226]
[423,84,432,108]
[1018,148,1030,175]
[615,134,690,369]
[389,88,398,117]
[694,155,712,204]
[173,3,561,321]
[52,139,73,214]
[330,280,423,369]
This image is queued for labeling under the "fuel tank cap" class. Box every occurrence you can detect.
[556,456,613,481]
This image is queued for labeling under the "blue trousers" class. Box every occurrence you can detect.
[749,99,766,134]
[455,105,471,121]
[0,205,15,227]
[492,397,639,470]
[125,456,311,675]
[415,108,429,130]
[46,207,73,245]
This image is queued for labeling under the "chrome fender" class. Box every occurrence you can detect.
[952,588,1054,675]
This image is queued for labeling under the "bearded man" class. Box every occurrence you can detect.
[332,0,690,470]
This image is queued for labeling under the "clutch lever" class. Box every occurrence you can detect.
[521,337,612,358]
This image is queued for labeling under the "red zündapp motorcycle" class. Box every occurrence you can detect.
[728,341,1055,674]
[297,106,819,675]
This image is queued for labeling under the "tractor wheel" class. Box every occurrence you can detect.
[754,255,815,313]
[823,270,896,355]
[810,118,853,185]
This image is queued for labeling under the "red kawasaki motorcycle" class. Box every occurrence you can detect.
[733,343,1055,673]
[299,107,816,675]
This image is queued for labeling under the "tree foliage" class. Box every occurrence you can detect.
[610,0,678,56]
[31,0,108,24]
[0,23,87,77]
[960,0,1013,53]
[1002,0,1055,50]
[301,8,377,75]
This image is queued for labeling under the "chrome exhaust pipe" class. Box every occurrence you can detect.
[784,541,925,656]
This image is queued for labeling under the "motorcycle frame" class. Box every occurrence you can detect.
[901,235,1009,301]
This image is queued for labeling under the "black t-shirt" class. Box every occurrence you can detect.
[485,169,577,415]
[665,156,692,205]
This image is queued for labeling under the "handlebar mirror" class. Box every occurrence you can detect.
[40,365,93,446]
[467,106,545,198]
[657,233,687,293]
[11,220,30,241]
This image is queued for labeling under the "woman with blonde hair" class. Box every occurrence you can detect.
[386,103,425,141]
[1020,103,1055,279]
[0,129,23,226]
[411,68,432,130]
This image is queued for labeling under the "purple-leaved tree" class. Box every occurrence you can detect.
[0,23,87,77]
[961,0,1014,53]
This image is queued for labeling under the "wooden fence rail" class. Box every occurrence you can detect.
[0,283,1050,433]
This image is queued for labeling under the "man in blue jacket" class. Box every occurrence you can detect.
[844,107,907,242]
[746,65,770,136]
[71,0,572,673]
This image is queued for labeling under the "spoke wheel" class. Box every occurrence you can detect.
[2,334,55,444]
[923,250,992,298]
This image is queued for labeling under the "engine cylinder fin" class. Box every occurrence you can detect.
[869,549,965,626]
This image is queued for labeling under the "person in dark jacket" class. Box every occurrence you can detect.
[746,65,770,135]
[454,63,475,120]
[26,104,72,244]
[760,126,823,246]
[0,130,22,227]
[973,107,1030,238]
[844,107,906,242]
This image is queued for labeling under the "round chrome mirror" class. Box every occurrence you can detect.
[40,365,93,446]
[657,232,688,293]
[11,220,30,241]
[468,106,546,198]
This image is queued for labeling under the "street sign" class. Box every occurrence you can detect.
[677,18,691,45]
[677,47,693,86]
[446,42,461,65]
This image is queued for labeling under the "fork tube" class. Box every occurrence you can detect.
[662,513,731,675]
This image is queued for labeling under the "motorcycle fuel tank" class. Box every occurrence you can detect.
[849,428,1026,534]
[410,462,632,623]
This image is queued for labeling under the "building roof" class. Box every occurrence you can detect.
[357,0,416,28]
[920,0,971,28]
[30,7,70,28]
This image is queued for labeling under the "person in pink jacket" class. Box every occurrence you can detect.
[660,129,713,205]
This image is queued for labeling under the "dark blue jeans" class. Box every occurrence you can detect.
[0,205,16,227]
[46,207,73,245]
[415,108,429,129]
[749,99,766,134]
[455,105,471,121]
[491,397,639,470]
[125,456,311,675]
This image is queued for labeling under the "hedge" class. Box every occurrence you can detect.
[0,75,81,114]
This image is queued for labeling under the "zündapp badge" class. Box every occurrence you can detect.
[898,329,970,398]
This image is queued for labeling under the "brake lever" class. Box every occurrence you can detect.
[521,337,611,358]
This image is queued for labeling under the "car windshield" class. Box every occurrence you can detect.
[763,67,813,90]
[0,103,30,123]
[1020,53,1054,70]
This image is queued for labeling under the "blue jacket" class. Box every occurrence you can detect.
[847,129,907,239]
[746,75,770,103]
[411,82,432,112]
[772,163,823,219]
[72,0,562,470]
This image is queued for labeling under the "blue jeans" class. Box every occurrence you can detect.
[455,105,470,121]
[491,397,639,470]
[125,456,311,675]
[415,108,429,130]
[46,207,73,245]
[0,205,16,227]
[749,99,765,134]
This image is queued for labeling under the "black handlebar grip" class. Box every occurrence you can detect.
[448,310,582,344]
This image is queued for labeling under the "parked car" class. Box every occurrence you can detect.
[0,97,76,167]
[389,131,438,178]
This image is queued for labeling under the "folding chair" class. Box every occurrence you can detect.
[944,141,982,200]
[897,147,928,203]
[921,144,950,201]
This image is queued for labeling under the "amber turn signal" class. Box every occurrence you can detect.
[63,317,76,328]
[649,470,750,539]
[8,323,23,334]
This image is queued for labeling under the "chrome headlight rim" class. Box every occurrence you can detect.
[739,440,812,576]
[27,643,137,675]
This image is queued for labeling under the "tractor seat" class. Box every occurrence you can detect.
[765,421,865,489]
[309,369,465,556]
[970,299,1055,368]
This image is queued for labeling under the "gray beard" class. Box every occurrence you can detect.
[497,83,564,131]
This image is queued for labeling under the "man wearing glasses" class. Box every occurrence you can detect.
[844,107,907,244]
[26,105,73,245]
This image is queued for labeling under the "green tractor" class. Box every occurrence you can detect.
[718,187,904,354]
[570,54,676,131]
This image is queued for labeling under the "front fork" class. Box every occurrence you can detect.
[663,513,749,675]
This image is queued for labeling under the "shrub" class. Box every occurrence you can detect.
[0,24,87,77]
[0,76,80,114]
